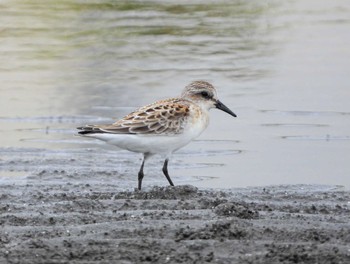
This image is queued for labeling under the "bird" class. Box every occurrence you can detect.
[77,81,236,190]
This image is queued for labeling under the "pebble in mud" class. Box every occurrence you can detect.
[214,202,259,219]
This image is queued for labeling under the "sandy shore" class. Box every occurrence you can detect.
[1,179,349,264]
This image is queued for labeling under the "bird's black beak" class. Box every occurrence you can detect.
[215,100,237,117]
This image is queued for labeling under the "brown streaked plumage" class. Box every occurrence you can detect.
[80,98,191,135]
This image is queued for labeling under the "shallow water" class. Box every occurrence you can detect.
[1,0,350,189]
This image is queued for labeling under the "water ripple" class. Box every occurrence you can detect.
[282,135,350,141]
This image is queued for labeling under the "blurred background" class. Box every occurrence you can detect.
[1,0,350,189]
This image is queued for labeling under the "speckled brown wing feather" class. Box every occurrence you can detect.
[79,98,191,135]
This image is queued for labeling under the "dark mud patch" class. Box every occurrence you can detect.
[0,183,350,263]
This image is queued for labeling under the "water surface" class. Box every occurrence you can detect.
[1,0,350,188]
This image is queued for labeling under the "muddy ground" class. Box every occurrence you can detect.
[1,178,349,264]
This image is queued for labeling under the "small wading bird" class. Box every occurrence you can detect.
[77,81,236,190]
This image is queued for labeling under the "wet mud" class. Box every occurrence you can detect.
[1,179,349,264]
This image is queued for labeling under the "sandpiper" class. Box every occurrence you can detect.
[77,81,236,190]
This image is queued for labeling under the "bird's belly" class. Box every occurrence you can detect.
[86,133,194,155]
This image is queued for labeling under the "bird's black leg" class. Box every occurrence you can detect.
[162,158,174,186]
[138,155,147,190]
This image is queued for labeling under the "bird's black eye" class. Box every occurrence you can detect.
[201,91,210,98]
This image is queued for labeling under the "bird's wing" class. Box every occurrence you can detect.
[77,99,191,135]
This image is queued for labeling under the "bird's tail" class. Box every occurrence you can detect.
[76,126,103,135]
